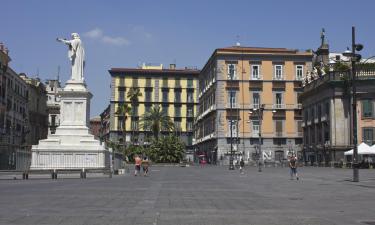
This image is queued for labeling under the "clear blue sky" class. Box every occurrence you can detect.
[2,0,375,117]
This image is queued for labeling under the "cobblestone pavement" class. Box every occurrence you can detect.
[0,166,375,225]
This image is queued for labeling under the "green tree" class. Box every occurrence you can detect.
[116,103,131,152]
[140,105,174,140]
[127,87,142,144]
[148,136,185,163]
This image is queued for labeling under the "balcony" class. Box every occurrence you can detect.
[275,132,284,137]
[250,104,260,109]
[226,103,240,109]
[273,76,284,81]
[226,132,240,138]
[273,104,286,109]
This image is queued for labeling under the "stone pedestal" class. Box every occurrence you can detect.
[30,81,109,170]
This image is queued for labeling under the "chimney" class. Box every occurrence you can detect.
[169,64,176,70]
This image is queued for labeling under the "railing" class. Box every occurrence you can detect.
[226,103,240,108]
[297,132,303,137]
[273,104,285,109]
[273,76,284,80]
[275,132,284,137]
[226,132,240,137]
[251,75,262,80]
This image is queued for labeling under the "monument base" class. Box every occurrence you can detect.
[30,84,109,171]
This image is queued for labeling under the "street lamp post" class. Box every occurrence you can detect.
[249,104,265,172]
[343,26,363,182]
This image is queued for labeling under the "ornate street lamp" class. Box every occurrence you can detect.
[342,26,363,182]
[248,104,276,172]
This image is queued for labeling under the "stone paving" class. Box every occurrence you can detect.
[0,165,375,225]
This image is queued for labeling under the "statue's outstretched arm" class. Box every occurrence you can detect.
[56,38,71,46]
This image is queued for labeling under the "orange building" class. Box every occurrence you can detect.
[195,46,313,164]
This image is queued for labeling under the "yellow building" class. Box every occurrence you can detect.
[108,64,199,155]
[195,46,313,164]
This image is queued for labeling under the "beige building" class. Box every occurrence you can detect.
[195,46,313,164]
[108,64,199,157]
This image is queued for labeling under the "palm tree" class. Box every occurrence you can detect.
[127,87,142,144]
[116,103,131,152]
[140,105,174,140]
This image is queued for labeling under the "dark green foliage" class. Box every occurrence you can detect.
[148,136,185,163]
[333,62,350,72]
[140,105,174,139]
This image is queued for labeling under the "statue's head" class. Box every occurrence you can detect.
[71,33,80,39]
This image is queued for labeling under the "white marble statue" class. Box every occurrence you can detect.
[57,33,85,82]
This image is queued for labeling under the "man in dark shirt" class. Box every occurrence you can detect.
[289,155,299,180]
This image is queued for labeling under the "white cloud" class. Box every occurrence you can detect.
[84,28,103,39]
[102,36,130,46]
[84,28,130,46]
[130,25,152,39]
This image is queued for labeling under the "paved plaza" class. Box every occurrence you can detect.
[0,166,374,225]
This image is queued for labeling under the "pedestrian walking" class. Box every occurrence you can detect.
[134,155,142,176]
[289,155,299,180]
[142,156,150,176]
[239,158,245,174]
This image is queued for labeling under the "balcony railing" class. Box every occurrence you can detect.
[273,104,285,109]
[226,103,240,108]
[226,132,240,137]
[275,131,284,137]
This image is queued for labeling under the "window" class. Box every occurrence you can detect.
[187,107,194,117]
[227,63,237,80]
[252,120,260,137]
[363,128,375,145]
[145,91,152,102]
[252,92,260,108]
[296,121,303,136]
[162,91,168,102]
[325,102,330,116]
[162,78,168,87]
[251,65,260,79]
[228,91,237,108]
[187,122,194,131]
[187,79,193,88]
[275,120,283,137]
[174,121,181,131]
[175,78,181,88]
[131,119,139,131]
[274,65,283,80]
[362,100,373,118]
[274,93,283,108]
[296,65,303,80]
[174,91,181,102]
[146,78,152,87]
[175,106,181,117]
[187,92,194,103]
[132,106,138,117]
[227,120,238,137]
[132,77,138,87]
[162,106,168,116]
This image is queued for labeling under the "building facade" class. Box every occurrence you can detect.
[20,74,48,146]
[100,104,110,144]
[300,69,375,165]
[45,79,62,134]
[0,63,29,170]
[108,64,199,157]
[300,33,375,165]
[89,116,101,140]
[195,46,313,164]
